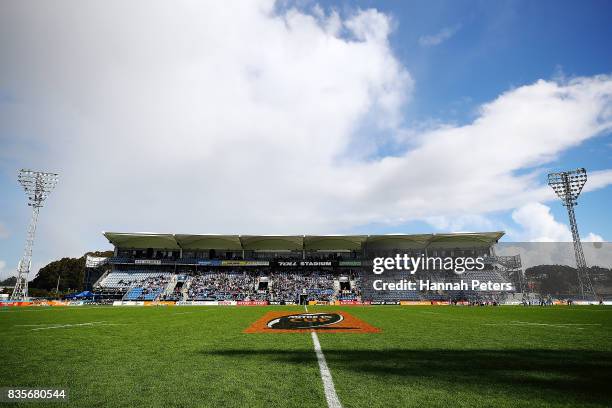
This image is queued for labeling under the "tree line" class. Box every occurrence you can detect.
[0,251,112,297]
[525,264,612,295]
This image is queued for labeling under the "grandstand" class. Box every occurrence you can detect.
[91,231,519,303]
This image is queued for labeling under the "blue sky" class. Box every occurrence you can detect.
[342,0,612,234]
[0,0,611,279]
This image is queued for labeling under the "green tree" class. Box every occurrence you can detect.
[0,276,17,286]
[29,251,113,292]
[525,265,579,295]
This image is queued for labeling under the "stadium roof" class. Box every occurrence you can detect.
[175,234,242,250]
[103,231,504,250]
[102,232,180,249]
[427,232,505,248]
[240,236,303,251]
[304,236,367,250]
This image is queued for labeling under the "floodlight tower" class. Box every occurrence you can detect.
[547,168,596,300]
[10,170,59,301]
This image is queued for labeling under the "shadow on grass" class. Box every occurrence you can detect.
[199,348,612,404]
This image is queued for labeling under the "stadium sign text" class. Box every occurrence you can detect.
[277,261,333,267]
[134,259,162,265]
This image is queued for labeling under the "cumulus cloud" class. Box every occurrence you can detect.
[504,204,607,268]
[0,1,611,264]
[584,232,604,242]
[511,202,605,242]
[511,203,572,241]
[418,24,461,47]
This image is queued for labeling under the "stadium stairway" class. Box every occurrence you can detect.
[180,277,192,301]
[92,270,111,289]
[163,275,178,298]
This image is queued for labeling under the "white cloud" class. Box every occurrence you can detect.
[584,232,604,242]
[418,24,461,47]
[0,260,6,279]
[511,202,572,241]
[583,169,612,193]
[504,204,607,268]
[0,1,611,265]
[511,202,606,242]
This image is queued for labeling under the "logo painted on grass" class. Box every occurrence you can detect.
[245,311,380,333]
[267,313,343,330]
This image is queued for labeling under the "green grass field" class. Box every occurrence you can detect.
[1,305,611,408]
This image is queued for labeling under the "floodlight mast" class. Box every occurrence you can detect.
[10,170,59,301]
[547,168,596,300]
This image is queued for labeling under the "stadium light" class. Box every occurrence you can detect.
[10,169,59,301]
[547,168,596,300]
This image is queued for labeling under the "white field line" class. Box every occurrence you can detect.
[305,305,342,408]
[483,323,581,329]
[28,321,127,331]
[509,320,602,326]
